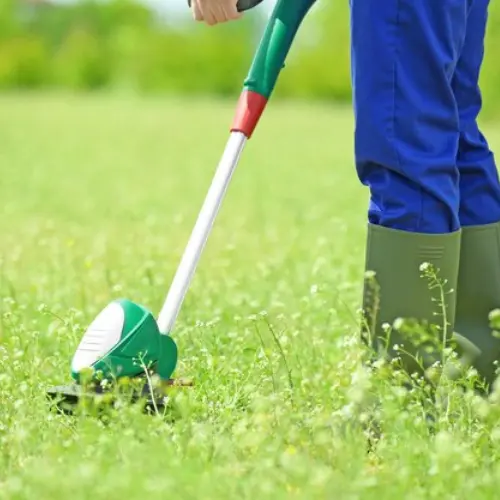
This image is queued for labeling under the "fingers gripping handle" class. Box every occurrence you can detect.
[187,0,264,12]
[231,0,317,138]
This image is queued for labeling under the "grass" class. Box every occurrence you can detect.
[2,93,500,499]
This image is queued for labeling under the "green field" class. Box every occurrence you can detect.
[2,94,500,499]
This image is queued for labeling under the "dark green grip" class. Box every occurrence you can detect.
[244,0,316,99]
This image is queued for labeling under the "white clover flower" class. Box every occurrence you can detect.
[419,262,431,272]
[37,303,48,313]
[393,317,404,330]
[489,309,500,321]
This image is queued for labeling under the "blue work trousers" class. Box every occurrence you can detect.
[350,0,500,233]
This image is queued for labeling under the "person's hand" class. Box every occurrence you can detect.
[191,0,242,26]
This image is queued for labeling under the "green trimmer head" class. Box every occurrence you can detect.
[47,299,180,414]
[69,299,177,383]
[46,0,316,414]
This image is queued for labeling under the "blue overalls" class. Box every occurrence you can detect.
[350,0,500,233]
[354,0,500,390]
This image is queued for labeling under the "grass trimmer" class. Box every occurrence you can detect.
[47,0,316,414]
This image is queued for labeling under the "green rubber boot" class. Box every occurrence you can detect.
[453,222,500,391]
[362,224,462,378]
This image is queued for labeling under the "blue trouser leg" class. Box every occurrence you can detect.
[453,0,500,226]
[350,0,468,233]
[452,0,500,388]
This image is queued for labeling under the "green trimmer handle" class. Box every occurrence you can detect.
[245,0,317,98]
[231,0,317,137]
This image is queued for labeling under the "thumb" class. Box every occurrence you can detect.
[191,0,203,20]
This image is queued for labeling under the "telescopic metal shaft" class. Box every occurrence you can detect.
[157,131,247,334]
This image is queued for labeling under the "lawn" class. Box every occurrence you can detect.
[1,93,500,499]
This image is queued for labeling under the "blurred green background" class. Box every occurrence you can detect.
[2,0,498,116]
